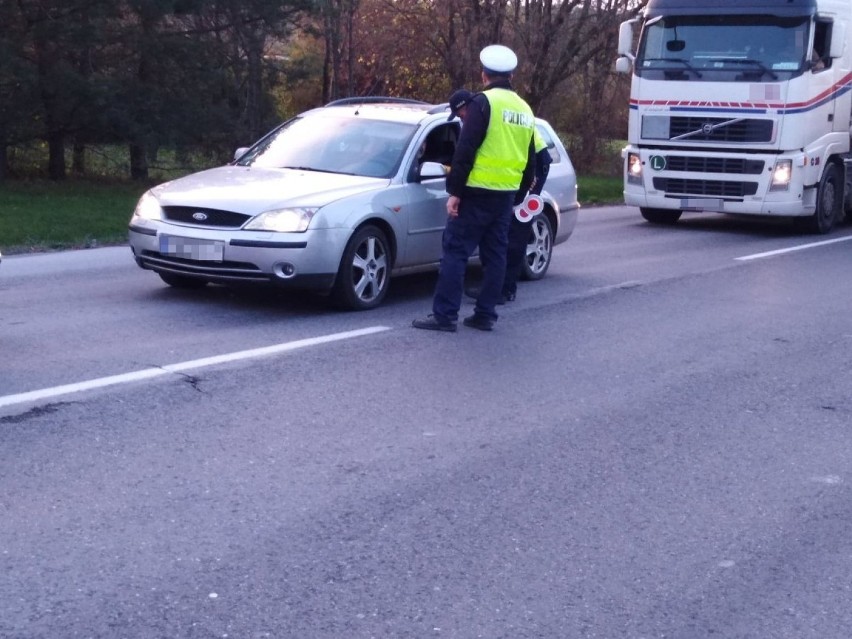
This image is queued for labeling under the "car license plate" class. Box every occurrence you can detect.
[159,234,224,261]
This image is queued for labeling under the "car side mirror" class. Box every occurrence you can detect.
[419,161,447,180]
[234,147,249,162]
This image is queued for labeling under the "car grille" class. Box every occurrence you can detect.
[664,156,764,175]
[162,206,251,228]
[669,117,773,143]
[138,250,269,282]
[652,178,758,198]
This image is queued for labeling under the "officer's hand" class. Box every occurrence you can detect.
[447,195,460,218]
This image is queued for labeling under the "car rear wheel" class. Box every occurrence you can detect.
[521,213,553,281]
[332,225,391,310]
[641,207,682,225]
[158,272,208,289]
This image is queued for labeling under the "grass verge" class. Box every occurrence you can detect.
[1,181,148,254]
[578,175,623,205]
[0,175,622,255]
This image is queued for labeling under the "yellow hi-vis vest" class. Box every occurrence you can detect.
[467,88,535,191]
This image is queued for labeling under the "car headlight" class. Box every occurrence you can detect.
[244,208,318,233]
[132,191,163,220]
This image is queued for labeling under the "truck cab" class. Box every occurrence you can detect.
[616,0,852,233]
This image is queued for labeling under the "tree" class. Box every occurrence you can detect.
[0,0,42,180]
[334,0,639,123]
[5,0,116,180]
[0,0,644,180]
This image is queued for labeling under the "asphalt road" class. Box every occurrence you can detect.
[2,206,852,638]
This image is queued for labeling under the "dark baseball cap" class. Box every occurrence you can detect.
[447,89,474,121]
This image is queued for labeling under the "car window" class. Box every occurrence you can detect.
[408,123,460,181]
[535,123,562,164]
[238,116,417,178]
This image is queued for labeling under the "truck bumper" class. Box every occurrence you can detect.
[622,147,815,218]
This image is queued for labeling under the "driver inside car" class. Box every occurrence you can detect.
[339,134,397,177]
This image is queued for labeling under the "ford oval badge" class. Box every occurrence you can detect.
[192,212,208,221]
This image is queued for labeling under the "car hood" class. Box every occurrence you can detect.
[152,166,388,214]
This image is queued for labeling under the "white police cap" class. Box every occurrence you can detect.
[480,44,518,74]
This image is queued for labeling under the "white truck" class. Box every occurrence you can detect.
[615,0,852,233]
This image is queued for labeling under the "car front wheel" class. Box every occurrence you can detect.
[332,225,391,310]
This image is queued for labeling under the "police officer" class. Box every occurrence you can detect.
[466,127,551,303]
[446,87,551,304]
[500,129,551,302]
[412,45,536,332]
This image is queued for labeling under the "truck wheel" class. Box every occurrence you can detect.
[801,164,841,234]
[640,208,682,225]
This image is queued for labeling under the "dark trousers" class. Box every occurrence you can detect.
[503,217,532,297]
[432,190,514,323]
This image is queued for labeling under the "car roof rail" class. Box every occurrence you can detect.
[325,96,430,107]
[427,103,451,115]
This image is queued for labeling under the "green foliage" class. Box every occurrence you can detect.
[0,180,147,253]
[578,175,622,205]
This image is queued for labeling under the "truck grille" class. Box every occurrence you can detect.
[665,156,764,175]
[653,178,758,198]
[162,206,251,228]
[669,117,773,143]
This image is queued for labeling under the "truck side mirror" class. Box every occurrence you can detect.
[618,20,636,59]
[829,24,845,59]
[615,57,632,74]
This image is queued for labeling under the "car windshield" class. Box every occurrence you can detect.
[636,14,811,82]
[236,115,417,178]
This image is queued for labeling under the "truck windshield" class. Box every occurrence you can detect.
[636,15,811,82]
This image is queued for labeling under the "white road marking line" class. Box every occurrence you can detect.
[0,326,390,409]
[735,235,852,261]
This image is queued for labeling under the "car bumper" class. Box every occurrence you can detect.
[128,221,350,290]
[554,204,579,245]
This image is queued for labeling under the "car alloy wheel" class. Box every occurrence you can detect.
[332,224,391,310]
[522,213,553,280]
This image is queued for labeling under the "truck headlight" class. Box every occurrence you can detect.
[627,152,643,185]
[770,159,792,191]
[244,207,318,233]
[132,191,163,220]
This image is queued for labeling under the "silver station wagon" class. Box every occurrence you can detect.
[128,97,579,310]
